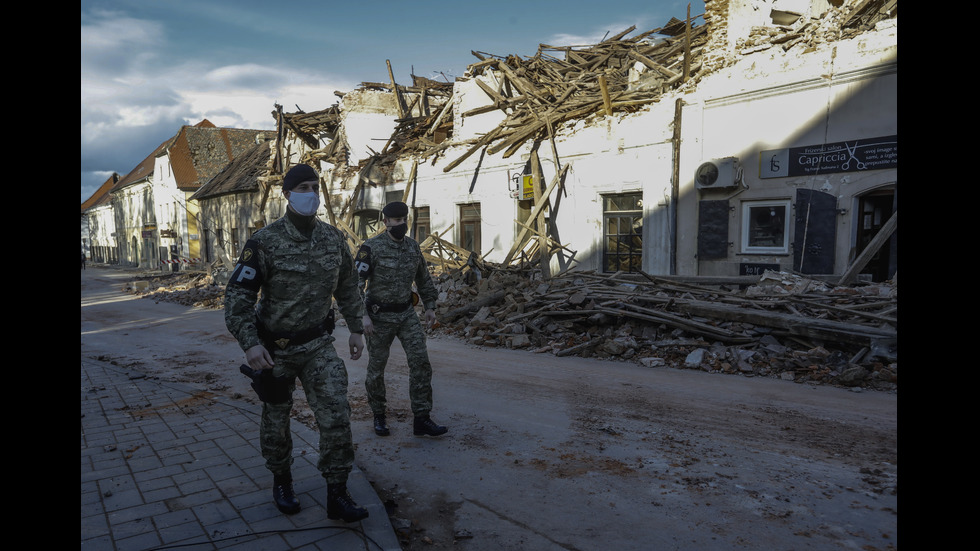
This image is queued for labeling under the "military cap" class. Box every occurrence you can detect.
[382,201,409,218]
[282,164,319,191]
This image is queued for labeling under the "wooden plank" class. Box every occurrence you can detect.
[474,78,508,103]
[493,61,548,104]
[502,164,569,265]
[386,59,404,118]
[514,219,574,254]
[598,75,613,116]
[531,149,550,279]
[838,211,897,285]
[401,160,418,203]
[426,90,455,137]
[669,299,897,345]
[602,25,636,42]
[442,126,503,172]
[627,50,680,79]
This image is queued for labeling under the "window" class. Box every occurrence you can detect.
[353,209,382,240]
[232,227,241,257]
[741,200,790,254]
[602,193,643,273]
[413,206,430,242]
[459,203,481,255]
[385,190,403,207]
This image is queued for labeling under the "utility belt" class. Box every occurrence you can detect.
[365,297,412,314]
[256,309,335,350]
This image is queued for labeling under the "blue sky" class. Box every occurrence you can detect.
[81,0,693,203]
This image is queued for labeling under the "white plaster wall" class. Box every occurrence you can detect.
[338,90,400,166]
[396,101,678,274]
[673,17,897,276]
[87,203,118,259]
[153,153,188,262]
[453,74,508,141]
[113,181,156,268]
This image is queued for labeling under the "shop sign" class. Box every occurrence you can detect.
[760,135,897,179]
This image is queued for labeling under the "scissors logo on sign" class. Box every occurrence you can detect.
[842,142,866,171]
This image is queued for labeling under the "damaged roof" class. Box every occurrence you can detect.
[275,0,895,176]
[110,138,172,194]
[81,172,120,212]
[274,104,342,148]
[190,138,274,201]
[109,119,273,195]
[169,120,273,192]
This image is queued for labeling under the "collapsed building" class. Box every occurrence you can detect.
[196,0,896,285]
[183,0,898,388]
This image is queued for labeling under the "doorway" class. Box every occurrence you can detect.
[854,186,896,282]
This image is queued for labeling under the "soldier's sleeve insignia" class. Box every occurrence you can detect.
[229,239,262,292]
[354,245,372,277]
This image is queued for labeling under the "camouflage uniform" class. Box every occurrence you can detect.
[224,214,365,485]
[355,232,439,416]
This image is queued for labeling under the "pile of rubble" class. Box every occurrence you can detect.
[124,266,897,392]
[431,268,897,391]
[124,271,226,310]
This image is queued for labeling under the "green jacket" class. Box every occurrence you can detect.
[224,214,365,352]
[355,231,438,318]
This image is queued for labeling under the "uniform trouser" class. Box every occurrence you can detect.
[260,336,354,485]
[365,312,433,417]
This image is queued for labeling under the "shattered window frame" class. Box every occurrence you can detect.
[602,192,643,273]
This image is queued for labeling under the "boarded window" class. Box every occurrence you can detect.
[698,200,729,260]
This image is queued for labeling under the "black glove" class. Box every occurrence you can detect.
[239,364,292,404]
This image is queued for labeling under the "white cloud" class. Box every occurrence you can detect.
[80,8,357,201]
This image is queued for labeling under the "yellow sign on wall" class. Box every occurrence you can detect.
[521,175,534,200]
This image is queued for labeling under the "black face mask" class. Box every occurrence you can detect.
[388,222,408,240]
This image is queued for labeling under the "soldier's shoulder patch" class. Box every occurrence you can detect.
[237,239,260,264]
[354,244,372,276]
[229,239,263,291]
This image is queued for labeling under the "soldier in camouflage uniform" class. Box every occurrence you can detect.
[224,164,370,523]
[355,201,448,438]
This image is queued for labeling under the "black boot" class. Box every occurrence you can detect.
[413,414,448,436]
[272,472,301,515]
[373,413,390,436]
[327,483,369,523]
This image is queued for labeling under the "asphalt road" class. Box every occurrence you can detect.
[81,265,898,551]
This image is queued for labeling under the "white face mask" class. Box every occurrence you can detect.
[288,191,320,216]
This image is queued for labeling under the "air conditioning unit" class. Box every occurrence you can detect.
[695,157,739,189]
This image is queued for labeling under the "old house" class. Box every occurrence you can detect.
[190,135,277,270]
[81,172,120,264]
[110,138,169,270]
[102,120,270,270]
